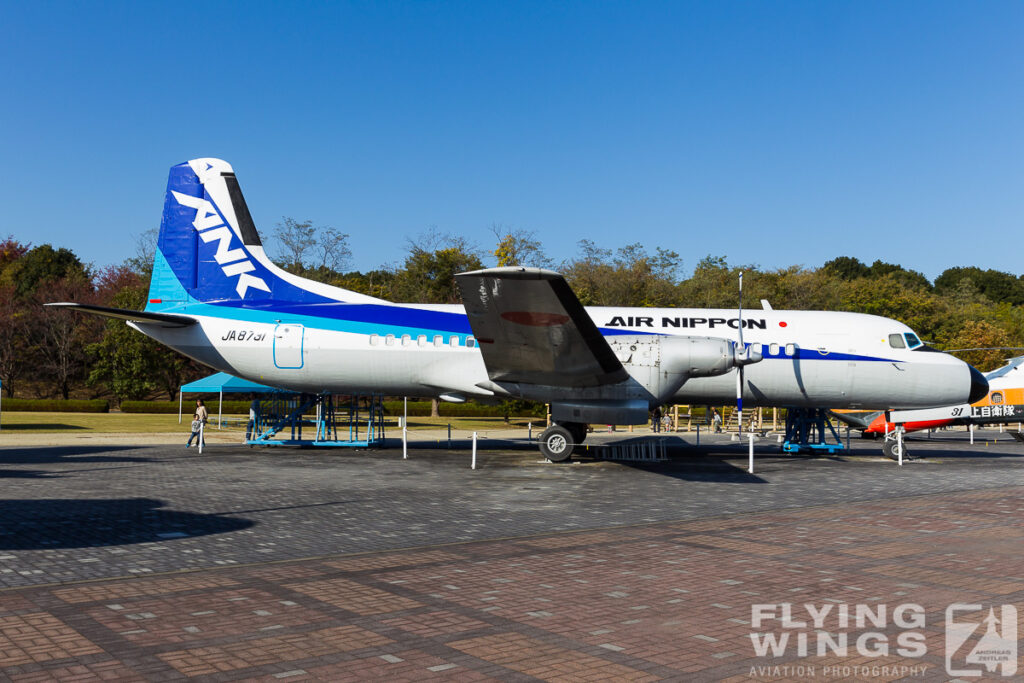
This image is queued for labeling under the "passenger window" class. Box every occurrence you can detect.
[385,334,395,346]
[752,342,762,354]
[401,334,411,346]
[369,334,379,346]
[904,333,922,349]
[992,392,1004,404]
[769,343,780,356]
[467,336,476,348]
[417,334,427,346]
[785,343,796,357]
[889,334,906,349]
[433,335,443,347]
[450,336,459,347]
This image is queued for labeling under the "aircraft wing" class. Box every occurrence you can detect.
[45,303,197,328]
[455,267,627,388]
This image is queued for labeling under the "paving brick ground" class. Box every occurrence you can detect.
[0,429,1022,680]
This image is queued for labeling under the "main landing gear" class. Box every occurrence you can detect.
[539,421,587,462]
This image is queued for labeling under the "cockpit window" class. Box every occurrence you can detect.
[904,333,922,349]
[888,334,906,349]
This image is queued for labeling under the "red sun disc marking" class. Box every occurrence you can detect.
[779,321,788,327]
[500,311,570,326]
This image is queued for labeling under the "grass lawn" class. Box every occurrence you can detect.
[0,412,540,434]
[0,412,235,433]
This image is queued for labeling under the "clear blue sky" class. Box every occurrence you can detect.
[2,1,1021,281]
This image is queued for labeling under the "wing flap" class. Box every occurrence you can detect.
[45,303,197,328]
[455,267,626,387]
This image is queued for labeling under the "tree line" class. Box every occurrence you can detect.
[2,220,1023,402]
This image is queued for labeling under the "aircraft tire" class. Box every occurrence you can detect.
[560,421,587,445]
[540,425,575,463]
[882,440,906,460]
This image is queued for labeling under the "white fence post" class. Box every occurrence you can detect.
[747,432,754,473]
[402,427,408,459]
[472,432,477,469]
[198,421,204,454]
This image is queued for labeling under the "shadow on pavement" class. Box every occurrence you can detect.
[570,436,770,482]
[0,446,154,465]
[0,469,61,479]
[0,423,89,431]
[0,498,254,549]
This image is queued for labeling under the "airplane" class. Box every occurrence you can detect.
[48,158,989,462]
[832,355,1024,458]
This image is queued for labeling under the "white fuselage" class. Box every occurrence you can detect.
[136,303,976,411]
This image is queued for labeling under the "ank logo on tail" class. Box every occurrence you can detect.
[172,191,271,298]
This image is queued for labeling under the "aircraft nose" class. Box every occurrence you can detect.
[968,365,989,404]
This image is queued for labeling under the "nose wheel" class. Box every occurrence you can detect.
[882,429,908,460]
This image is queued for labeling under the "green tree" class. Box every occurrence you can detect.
[0,236,29,275]
[491,226,551,268]
[837,273,951,342]
[273,217,351,278]
[942,320,1016,372]
[391,233,484,304]
[822,256,870,280]
[752,266,844,311]
[676,255,750,309]
[562,241,682,307]
[31,276,100,399]
[88,280,203,401]
[332,269,396,300]
[123,228,158,280]
[935,266,1024,306]
[1,244,89,298]
[866,260,931,291]
[0,284,29,397]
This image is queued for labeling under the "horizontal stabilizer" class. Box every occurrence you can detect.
[455,267,627,388]
[45,303,197,328]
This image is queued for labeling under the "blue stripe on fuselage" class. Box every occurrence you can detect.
[147,257,897,362]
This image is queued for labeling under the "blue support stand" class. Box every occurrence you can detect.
[782,407,845,454]
[248,393,385,447]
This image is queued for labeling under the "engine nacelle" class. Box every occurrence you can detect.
[607,335,740,403]
[489,335,763,420]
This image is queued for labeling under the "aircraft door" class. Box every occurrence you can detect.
[273,324,305,369]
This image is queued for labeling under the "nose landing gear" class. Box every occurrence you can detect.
[882,427,908,460]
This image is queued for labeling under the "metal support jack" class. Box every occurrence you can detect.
[248,393,386,447]
[782,407,846,454]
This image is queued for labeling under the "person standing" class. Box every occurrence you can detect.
[186,399,208,448]
[246,399,259,440]
[186,412,202,447]
[711,407,722,433]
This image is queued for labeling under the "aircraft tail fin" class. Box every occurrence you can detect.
[147,158,382,308]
